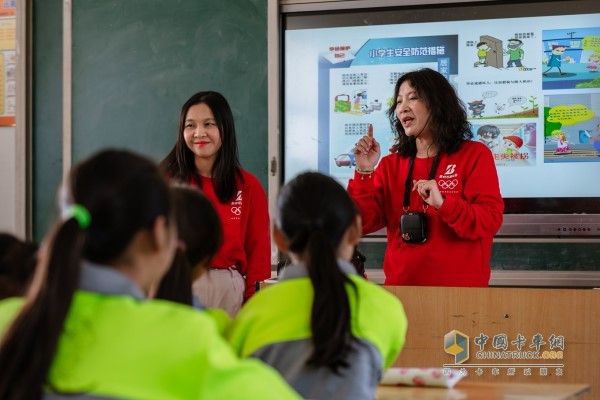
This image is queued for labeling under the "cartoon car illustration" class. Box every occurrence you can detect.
[334,151,356,167]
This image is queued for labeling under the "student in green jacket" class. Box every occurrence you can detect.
[228,171,408,400]
[0,149,299,400]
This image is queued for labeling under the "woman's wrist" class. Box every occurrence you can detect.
[355,166,374,174]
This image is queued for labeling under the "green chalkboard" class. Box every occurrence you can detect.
[357,241,600,273]
[33,0,269,240]
[32,0,64,241]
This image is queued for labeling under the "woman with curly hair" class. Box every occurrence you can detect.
[348,68,504,287]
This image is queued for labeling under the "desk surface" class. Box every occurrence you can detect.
[376,382,591,400]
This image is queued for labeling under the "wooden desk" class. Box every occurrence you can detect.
[377,382,591,400]
[384,286,600,392]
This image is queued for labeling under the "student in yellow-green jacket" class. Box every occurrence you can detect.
[0,149,300,400]
[228,171,408,400]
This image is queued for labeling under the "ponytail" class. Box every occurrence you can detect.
[304,230,355,373]
[0,219,84,399]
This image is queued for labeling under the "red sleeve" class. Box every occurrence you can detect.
[347,164,388,235]
[241,174,272,301]
[437,145,504,239]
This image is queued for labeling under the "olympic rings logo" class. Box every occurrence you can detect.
[438,179,458,190]
[231,206,242,216]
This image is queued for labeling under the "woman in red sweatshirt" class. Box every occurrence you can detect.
[161,91,271,316]
[348,68,504,287]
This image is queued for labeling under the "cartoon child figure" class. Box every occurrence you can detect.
[475,42,491,67]
[543,45,569,76]
[587,54,599,73]
[504,38,524,68]
[503,135,523,155]
[477,124,500,151]
[553,130,572,154]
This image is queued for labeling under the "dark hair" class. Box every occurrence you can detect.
[161,91,243,203]
[276,171,358,373]
[0,149,172,399]
[386,68,473,157]
[0,233,38,300]
[154,185,223,306]
[477,124,500,139]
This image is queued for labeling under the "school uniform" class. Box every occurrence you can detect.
[227,260,408,400]
[0,262,300,400]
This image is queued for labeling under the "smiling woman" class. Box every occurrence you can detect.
[161,91,271,317]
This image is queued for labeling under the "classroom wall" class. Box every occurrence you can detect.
[32,0,269,240]
[28,1,600,276]
[0,126,16,233]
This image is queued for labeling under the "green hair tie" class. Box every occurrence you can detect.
[70,204,92,229]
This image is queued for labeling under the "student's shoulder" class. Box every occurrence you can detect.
[237,278,312,322]
[78,292,219,336]
[0,297,26,331]
[349,275,404,309]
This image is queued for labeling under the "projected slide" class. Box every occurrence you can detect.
[284,10,600,199]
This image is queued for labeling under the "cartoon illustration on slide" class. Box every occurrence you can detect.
[334,150,356,167]
[477,124,500,150]
[468,100,486,118]
[472,123,536,166]
[465,90,538,120]
[474,42,491,67]
[542,27,600,89]
[582,122,600,154]
[543,45,569,76]
[551,130,573,155]
[544,93,600,163]
[353,91,364,111]
[334,90,383,116]
[587,54,600,73]
[334,94,351,113]
[504,38,525,68]
[468,35,533,71]
[503,135,523,155]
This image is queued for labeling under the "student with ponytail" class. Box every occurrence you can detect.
[0,149,300,400]
[227,172,408,400]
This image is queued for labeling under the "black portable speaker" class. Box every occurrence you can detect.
[400,212,427,243]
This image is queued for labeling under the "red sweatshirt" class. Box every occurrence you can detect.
[348,140,504,287]
[192,170,271,300]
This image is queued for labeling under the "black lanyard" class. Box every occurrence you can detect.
[403,154,440,209]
